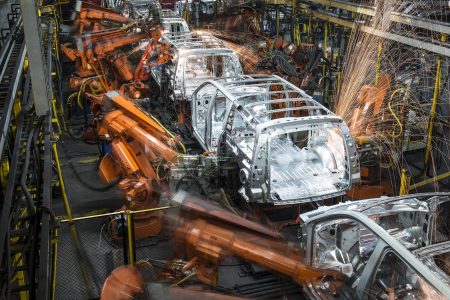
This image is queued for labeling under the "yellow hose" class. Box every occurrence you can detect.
[148,114,187,154]
[178,140,187,154]
[388,88,405,144]
[173,271,196,286]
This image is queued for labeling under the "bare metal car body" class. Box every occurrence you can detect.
[299,193,450,299]
[152,32,243,102]
[175,0,217,16]
[160,9,190,34]
[191,74,359,204]
[117,0,161,20]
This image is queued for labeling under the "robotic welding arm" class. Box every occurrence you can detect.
[79,8,136,26]
[101,194,346,299]
[96,92,180,239]
[177,218,345,287]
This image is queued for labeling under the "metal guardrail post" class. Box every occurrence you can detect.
[126,210,136,265]
[52,142,73,222]
[51,228,58,300]
[121,213,128,265]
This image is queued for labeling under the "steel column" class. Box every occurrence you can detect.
[19,0,51,116]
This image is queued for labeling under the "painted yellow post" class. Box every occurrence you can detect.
[0,160,9,190]
[14,253,28,300]
[323,22,327,57]
[293,1,298,45]
[322,22,328,79]
[52,143,73,221]
[423,35,446,178]
[337,69,342,95]
[51,98,62,135]
[375,42,382,85]
[276,5,280,36]
[308,16,312,43]
[51,228,58,300]
[126,211,136,265]
[399,168,409,195]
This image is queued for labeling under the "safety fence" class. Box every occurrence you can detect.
[53,206,177,300]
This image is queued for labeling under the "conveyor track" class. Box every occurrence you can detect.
[0,6,25,159]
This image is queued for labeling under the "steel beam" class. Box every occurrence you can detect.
[299,6,450,57]
[306,0,450,36]
[19,0,50,116]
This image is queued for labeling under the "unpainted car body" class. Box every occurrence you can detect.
[299,193,450,299]
[191,74,359,204]
[175,0,217,16]
[160,9,190,34]
[152,32,243,102]
[117,0,161,20]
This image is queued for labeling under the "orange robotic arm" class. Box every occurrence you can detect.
[79,8,136,26]
[93,32,149,58]
[177,218,345,287]
[96,92,180,239]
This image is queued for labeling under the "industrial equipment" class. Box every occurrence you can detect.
[60,6,179,238]
[60,4,361,239]
[160,9,190,34]
[99,192,450,300]
[9,0,446,298]
[60,6,168,96]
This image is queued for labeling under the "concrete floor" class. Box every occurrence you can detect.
[54,137,123,217]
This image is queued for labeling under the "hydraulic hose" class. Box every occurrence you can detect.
[20,123,40,213]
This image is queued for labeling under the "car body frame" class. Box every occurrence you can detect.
[160,9,190,34]
[191,74,359,204]
[299,192,450,299]
[152,31,243,102]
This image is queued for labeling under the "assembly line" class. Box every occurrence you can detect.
[0,0,449,299]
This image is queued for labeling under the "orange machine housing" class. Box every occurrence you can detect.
[97,93,179,239]
[349,75,391,137]
[176,218,344,286]
[101,196,345,299]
